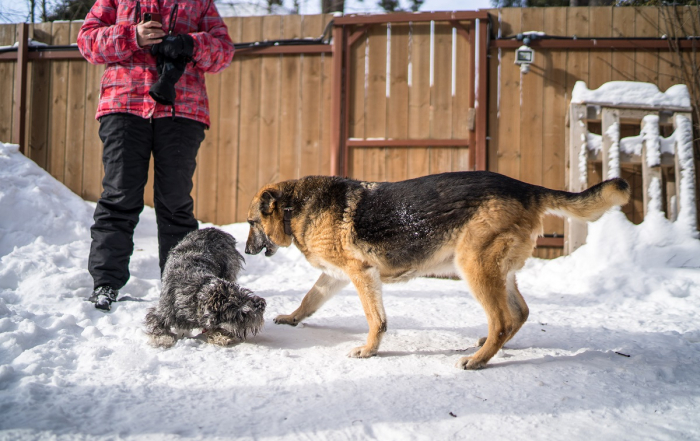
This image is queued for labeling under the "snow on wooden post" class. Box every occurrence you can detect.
[641,114,662,216]
[602,108,621,181]
[567,81,697,253]
[565,103,589,255]
[673,112,698,234]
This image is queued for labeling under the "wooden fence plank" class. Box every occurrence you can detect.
[407,23,431,179]
[235,16,264,220]
[82,62,104,202]
[279,15,302,181]
[319,14,334,176]
[635,7,660,84]
[47,22,70,182]
[519,7,544,188]
[364,23,388,182]
[495,8,521,180]
[487,9,500,174]
[194,70,222,222]
[451,21,471,172]
[300,15,324,178]
[588,6,612,90]
[542,7,568,240]
[349,28,367,179]
[256,15,282,188]
[0,24,16,145]
[386,23,409,182]
[657,8,684,91]
[611,7,636,81]
[429,22,453,175]
[27,23,51,169]
[216,17,243,225]
[64,21,87,196]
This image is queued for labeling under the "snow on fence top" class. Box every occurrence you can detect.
[571,81,692,110]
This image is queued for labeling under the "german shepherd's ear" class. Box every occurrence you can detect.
[260,189,280,215]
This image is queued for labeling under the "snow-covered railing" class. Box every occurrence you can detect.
[566,81,697,254]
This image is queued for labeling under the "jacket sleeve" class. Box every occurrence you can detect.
[77,0,142,65]
[189,0,235,73]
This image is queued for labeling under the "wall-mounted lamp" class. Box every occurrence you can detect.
[514,33,538,74]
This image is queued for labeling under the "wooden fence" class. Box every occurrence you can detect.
[1,7,698,258]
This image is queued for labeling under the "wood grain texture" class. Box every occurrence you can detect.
[216,17,243,224]
[407,23,431,179]
[385,23,409,182]
[495,8,521,180]
[300,15,324,178]
[279,15,302,182]
[429,22,453,175]
[47,22,70,182]
[64,21,87,196]
[235,16,263,220]
[364,24,388,182]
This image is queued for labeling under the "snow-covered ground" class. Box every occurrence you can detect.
[1,140,699,440]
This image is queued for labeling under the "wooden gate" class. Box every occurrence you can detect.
[331,12,489,182]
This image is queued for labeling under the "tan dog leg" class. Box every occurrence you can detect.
[347,266,386,358]
[274,272,349,326]
[476,271,529,347]
[455,235,516,370]
[504,270,529,343]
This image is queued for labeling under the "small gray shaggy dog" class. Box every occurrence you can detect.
[145,228,266,347]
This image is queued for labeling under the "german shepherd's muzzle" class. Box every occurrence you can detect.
[245,172,630,369]
[245,221,279,257]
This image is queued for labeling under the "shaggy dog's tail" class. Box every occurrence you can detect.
[544,178,631,222]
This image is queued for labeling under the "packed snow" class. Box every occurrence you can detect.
[1,141,700,439]
[571,81,692,109]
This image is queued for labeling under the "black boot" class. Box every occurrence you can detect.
[88,286,119,311]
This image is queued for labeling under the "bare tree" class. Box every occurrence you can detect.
[660,6,700,163]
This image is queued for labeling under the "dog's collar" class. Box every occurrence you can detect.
[283,207,293,236]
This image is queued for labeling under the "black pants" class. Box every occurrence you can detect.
[88,113,206,290]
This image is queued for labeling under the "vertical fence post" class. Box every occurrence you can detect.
[330,23,344,177]
[468,22,476,171]
[475,17,488,171]
[13,22,28,154]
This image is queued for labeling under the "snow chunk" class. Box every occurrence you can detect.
[605,122,621,179]
[642,115,661,167]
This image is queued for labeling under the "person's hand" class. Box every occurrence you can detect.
[136,20,166,47]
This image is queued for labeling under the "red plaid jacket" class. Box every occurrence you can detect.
[78,0,234,127]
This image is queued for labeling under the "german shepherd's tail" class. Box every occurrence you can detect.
[544,178,631,222]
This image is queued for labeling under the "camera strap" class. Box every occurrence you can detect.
[167,2,179,35]
[134,1,141,23]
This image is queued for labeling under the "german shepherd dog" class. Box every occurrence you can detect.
[245,171,629,369]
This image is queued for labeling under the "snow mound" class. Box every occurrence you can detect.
[0,142,94,257]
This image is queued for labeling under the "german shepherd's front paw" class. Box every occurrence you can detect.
[347,345,377,358]
[273,314,299,326]
[456,356,486,370]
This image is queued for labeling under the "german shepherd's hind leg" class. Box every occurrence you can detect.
[274,272,349,326]
[504,269,529,343]
[347,266,386,358]
[475,270,530,348]
[455,235,521,370]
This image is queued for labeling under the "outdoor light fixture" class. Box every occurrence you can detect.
[515,45,535,73]
[514,33,538,74]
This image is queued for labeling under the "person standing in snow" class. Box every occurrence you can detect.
[77,0,234,311]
